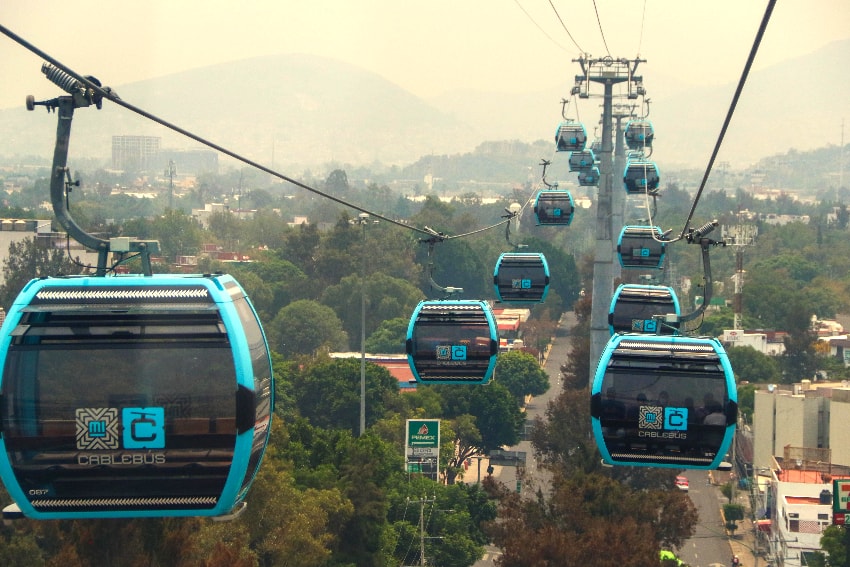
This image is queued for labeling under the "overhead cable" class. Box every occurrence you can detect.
[592,0,611,57]
[677,0,776,240]
[547,0,585,53]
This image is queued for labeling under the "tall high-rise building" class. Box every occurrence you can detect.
[112,135,161,171]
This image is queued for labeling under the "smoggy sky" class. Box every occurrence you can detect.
[1,0,848,111]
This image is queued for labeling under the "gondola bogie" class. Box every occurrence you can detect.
[533,189,575,226]
[405,300,498,385]
[493,252,550,304]
[555,121,587,152]
[608,284,680,335]
[624,120,654,150]
[568,150,596,172]
[623,159,660,194]
[617,225,666,269]
[590,334,737,469]
[578,167,601,187]
[0,274,274,519]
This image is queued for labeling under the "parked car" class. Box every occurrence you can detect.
[675,476,689,492]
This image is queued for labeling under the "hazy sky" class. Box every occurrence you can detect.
[2,0,848,112]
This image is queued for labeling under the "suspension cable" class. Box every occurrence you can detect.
[677,0,776,240]
[547,0,585,53]
[592,0,611,57]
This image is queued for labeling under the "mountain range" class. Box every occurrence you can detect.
[0,40,847,172]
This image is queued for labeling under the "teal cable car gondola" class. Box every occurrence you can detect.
[608,284,680,335]
[624,120,654,150]
[590,334,737,469]
[533,189,575,226]
[568,150,596,172]
[555,121,587,152]
[405,300,498,385]
[617,226,667,269]
[493,253,550,304]
[0,274,273,519]
[623,159,660,194]
[578,167,601,187]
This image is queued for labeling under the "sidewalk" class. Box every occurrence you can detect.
[712,470,760,567]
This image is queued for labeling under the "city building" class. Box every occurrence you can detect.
[749,384,850,566]
[111,135,161,171]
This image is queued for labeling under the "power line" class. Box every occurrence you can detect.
[0,23,512,244]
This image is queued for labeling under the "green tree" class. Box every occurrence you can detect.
[0,237,85,309]
[812,524,849,567]
[435,382,525,484]
[267,299,348,356]
[322,272,424,341]
[365,317,410,354]
[237,255,311,316]
[149,209,204,261]
[494,350,550,404]
[207,210,243,251]
[290,357,400,433]
[484,472,690,567]
[727,345,782,384]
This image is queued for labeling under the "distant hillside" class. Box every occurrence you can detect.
[0,54,480,168]
[429,39,850,170]
[1,41,847,172]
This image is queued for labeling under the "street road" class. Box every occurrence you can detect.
[678,470,736,567]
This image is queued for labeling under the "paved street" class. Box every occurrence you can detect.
[675,468,760,567]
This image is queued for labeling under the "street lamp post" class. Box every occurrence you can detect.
[357,213,369,437]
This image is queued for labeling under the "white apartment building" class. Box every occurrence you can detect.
[751,385,850,566]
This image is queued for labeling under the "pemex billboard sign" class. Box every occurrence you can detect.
[406,419,440,459]
[405,419,440,479]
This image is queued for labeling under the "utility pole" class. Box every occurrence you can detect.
[165,160,176,210]
[572,56,646,382]
[723,215,757,331]
[402,495,436,567]
[356,213,370,436]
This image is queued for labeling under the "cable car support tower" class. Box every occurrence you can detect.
[571,56,646,383]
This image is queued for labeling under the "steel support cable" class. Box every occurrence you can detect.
[676,0,776,241]
[636,0,647,57]
[547,0,585,53]
[0,23,514,243]
[512,0,572,52]
[592,0,611,57]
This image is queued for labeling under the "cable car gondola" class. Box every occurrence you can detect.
[406,300,499,385]
[568,150,596,172]
[533,189,575,226]
[608,284,680,335]
[590,334,737,469]
[617,225,667,269]
[555,120,587,152]
[624,120,654,150]
[0,274,273,519]
[493,252,550,304]
[578,167,601,187]
[623,159,660,194]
